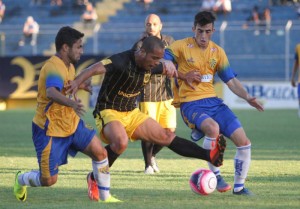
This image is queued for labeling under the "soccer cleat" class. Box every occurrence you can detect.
[14,171,27,202]
[87,172,99,201]
[233,187,254,196]
[144,166,154,174]
[216,175,231,192]
[150,157,160,173]
[209,134,226,167]
[99,195,122,203]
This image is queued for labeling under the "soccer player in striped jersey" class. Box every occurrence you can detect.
[164,11,264,195]
[66,36,227,201]
[132,14,176,174]
[13,26,121,203]
[291,43,300,118]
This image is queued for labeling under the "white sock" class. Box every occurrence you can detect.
[234,144,251,192]
[203,136,221,176]
[92,158,110,201]
[18,170,41,187]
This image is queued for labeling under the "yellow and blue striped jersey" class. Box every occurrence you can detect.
[165,37,235,103]
[295,44,300,62]
[33,55,80,137]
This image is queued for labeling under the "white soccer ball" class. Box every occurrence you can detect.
[189,168,217,195]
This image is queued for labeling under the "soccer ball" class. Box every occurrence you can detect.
[189,168,217,195]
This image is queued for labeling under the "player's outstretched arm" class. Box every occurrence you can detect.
[226,78,264,112]
[66,62,107,95]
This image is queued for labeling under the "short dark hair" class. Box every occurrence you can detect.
[140,36,164,53]
[55,26,84,52]
[194,11,216,27]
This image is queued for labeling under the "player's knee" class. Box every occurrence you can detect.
[93,147,108,161]
[40,176,57,186]
[111,139,128,154]
[160,130,176,146]
[202,122,219,136]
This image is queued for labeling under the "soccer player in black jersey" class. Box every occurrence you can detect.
[132,14,176,174]
[66,36,226,201]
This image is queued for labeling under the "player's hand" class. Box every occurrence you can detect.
[163,60,178,78]
[247,97,264,112]
[184,70,201,90]
[79,77,93,94]
[291,80,296,87]
[66,80,80,96]
[71,98,86,118]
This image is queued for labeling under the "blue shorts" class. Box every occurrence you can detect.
[180,97,242,139]
[298,84,300,99]
[32,119,96,178]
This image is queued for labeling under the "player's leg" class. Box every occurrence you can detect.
[181,98,231,192]
[95,110,130,167]
[214,105,253,195]
[141,141,155,174]
[297,84,300,118]
[150,99,177,173]
[74,120,121,202]
[83,136,121,202]
[194,118,231,192]
[14,123,66,201]
[139,101,157,174]
[132,117,226,167]
[229,127,253,195]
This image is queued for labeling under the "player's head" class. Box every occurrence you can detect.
[136,36,164,71]
[144,14,162,38]
[55,26,84,64]
[192,11,216,49]
[193,11,216,27]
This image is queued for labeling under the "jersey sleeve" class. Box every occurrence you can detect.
[44,62,64,91]
[216,47,237,83]
[164,40,181,63]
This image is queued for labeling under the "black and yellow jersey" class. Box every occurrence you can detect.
[93,50,164,115]
[132,34,175,102]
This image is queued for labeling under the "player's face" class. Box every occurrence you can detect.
[192,23,215,49]
[145,16,162,37]
[68,38,83,64]
[140,47,164,71]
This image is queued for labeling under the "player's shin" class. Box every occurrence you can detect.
[167,136,210,161]
[92,158,110,201]
[19,170,41,187]
[105,145,120,167]
[233,144,251,192]
[203,136,220,174]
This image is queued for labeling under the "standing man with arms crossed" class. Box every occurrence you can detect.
[164,11,264,195]
[132,14,176,174]
[67,36,226,201]
[291,43,300,118]
[13,26,121,203]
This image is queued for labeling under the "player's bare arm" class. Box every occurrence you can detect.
[178,70,202,90]
[291,60,299,87]
[226,78,264,112]
[66,62,107,95]
[161,60,177,78]
[46,87,86,117]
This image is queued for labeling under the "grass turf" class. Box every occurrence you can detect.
[0,109,300,209]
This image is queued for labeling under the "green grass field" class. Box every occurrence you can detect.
[0,109,300,209]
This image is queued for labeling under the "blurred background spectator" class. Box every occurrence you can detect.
[81,2,98,28]
[51,0,63,6]
[19,16,39,46]
[213,0,232,15]
[200,0,215,12]
[0,0,5,23]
